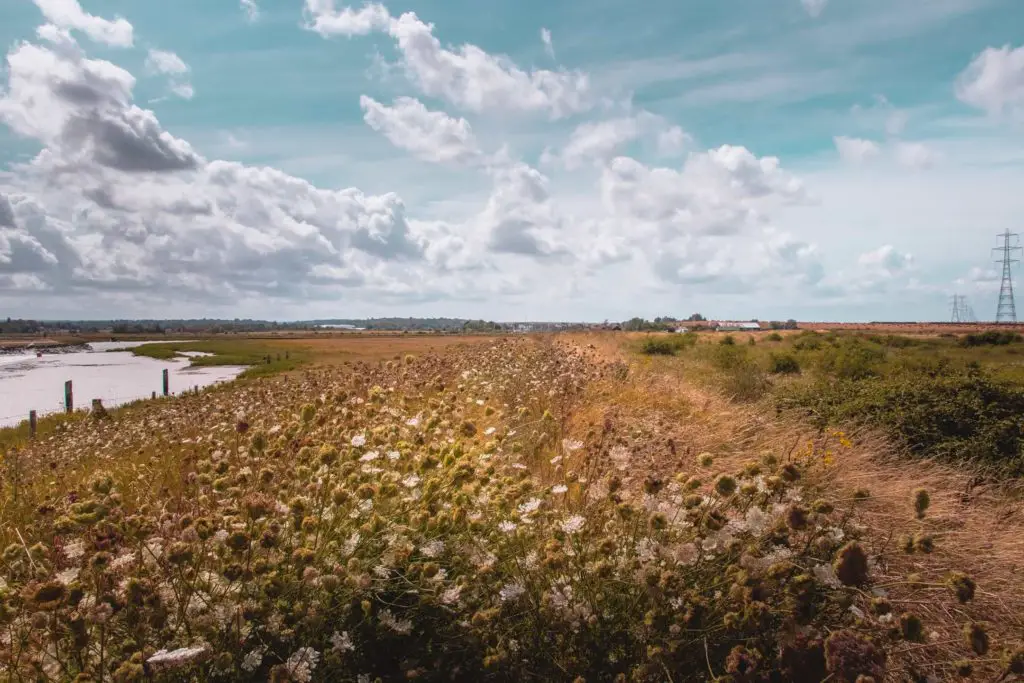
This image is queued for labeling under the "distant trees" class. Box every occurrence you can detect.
[768,319,799,330]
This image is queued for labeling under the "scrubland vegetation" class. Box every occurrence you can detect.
[0,333,1020,681]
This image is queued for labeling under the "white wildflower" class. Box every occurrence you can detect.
[147,644,210,670]
[560,515,585,535]
[511,463,528,470]
[499,582,526,602]
[849,605,866,619]
[518,498,542,516]
[552,484,568,494]
[55,568,79,586]
[550,455,563,465]
[476,399,484,405]
[373,565,390,578]
[343,532,361,557]
[109,552,135,572]
[405,416,420,427]
[562,438,584,451]
[673,542,699,566]
[359,450,379,462]
[379,609,413,635]
[420,540,444,558]
[285,647,320,683]
[330,631,355,653]
[484,427,496,435]
[241,649,263,672]
[402,474,421,489]
[813,563,842,588]
[498,520,518,534]
[63,540,85,561]
[441,585,463,605]
[351,434,366,447]
[387,450,401,460]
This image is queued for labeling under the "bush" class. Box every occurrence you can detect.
[720,334,736,346]
[767,332,783,342]
[816,340,885,380]
[780,368,1024,475]
[640,335,691,356]
[769,352,801,375]
[961,330,1023,347]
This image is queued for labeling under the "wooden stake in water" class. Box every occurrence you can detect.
[64,380,73,413]
[162,369,169,396]
[29,410,37,437]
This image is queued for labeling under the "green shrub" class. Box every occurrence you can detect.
[720,334,736,346]
[640,334,692,356]
[780,368,1024,475]
[793,331,824,351]
[769,352,801,375]
[767,332,783,342]
[961,330,1023,347]
[816,340,885,380]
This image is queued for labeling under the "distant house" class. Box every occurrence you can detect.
[715,321,761,332]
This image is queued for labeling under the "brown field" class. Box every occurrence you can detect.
[798,321,1024,334]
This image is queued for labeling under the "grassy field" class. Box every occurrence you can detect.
[0,332,1020,680]
[630,328,1024,477]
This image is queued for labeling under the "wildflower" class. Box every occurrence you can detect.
[813,563,842,588]
[406,416,420,427]
[563,439,584,451]
[402,474,421,488]
[55,568,79,586]
[331,630,355,653]
[833,542,869,586]
[351,434,366,447]
[714,475,737,497]
[241,649,263,672]
[285,647,320,683]
[499,582,526,602]
[498,521,518,534]
[387,450,401,460]
[963,622,989,655]
[518,498,542,516]
[900,613,924,642]
[674,543,699,566]
[379,609,413,635]
[560,515,585,535]
[550,455,563,465]
[420,540,445,558]
[441,585,463,605]
[147,644,211,671]
[359,450,379,462]
[946,572,976,603]
[484,427,496,435]
[63,540,85,561]
[913,488,930,519]
[552,484,568,494]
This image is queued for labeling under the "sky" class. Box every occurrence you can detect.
[0,0,1023,322]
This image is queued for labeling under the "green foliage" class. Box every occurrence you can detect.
[767,332,783,342]
[640,334,693,356]
[769,352,801,375]
[815,339,886,380]
[960,330,1023,347]
[131,340,307,378]
[780,368,1024,475]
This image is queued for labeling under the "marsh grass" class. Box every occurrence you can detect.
[129,340,309,378]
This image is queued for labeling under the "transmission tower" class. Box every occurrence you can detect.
[950,294,976,323]
[993,230,1022,323]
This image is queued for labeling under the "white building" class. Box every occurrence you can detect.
[715,321,761,332]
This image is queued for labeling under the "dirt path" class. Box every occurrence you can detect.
[560,332,1024,680]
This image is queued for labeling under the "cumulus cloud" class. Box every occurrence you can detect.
[557,113,689,168]
[892,141,939,169]
[801,0,828,18]
[955,44,1024,119]
[145,49,194,100]
[541,28,554,59]
[240,0,260,22]
[834,136,881,164]
[304,2,592,118]
[359,96,481,164]
[31,0,133,47]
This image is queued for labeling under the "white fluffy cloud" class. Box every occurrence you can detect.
[360,96,481,165]
[956,44,1024,119]
[834,136,881,164]
[893,141,939,169]
[304,2,592,118]
[145,49,194,100]
[31,0,133,47]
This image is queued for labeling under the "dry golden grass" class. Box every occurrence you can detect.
[561,331,1024,679]
[272,333,500,366]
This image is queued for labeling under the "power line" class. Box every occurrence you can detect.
[950,294,976,323]
[994,230,1022,323]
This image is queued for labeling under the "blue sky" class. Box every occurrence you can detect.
[1,0,1023,321]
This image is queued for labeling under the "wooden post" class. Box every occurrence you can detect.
[152,391,156,399]
[29,410,37,437]
[64,380,73,413]
[162,369,169,396]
